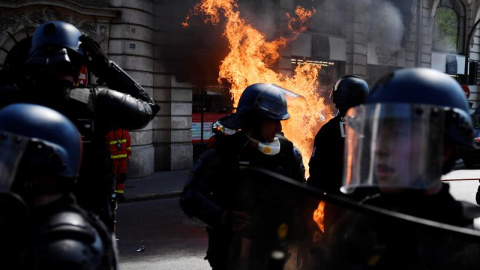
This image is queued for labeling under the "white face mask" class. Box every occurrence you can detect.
[250,137,281,155]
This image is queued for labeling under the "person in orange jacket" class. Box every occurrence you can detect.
[107,128,132,200]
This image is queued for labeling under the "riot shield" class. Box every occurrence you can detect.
[224,167,480,270]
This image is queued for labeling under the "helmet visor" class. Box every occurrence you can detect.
[0,133,29,191]
[256,92,289,120]
[341,103,444,194]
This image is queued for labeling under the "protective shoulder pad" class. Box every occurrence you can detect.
[34,210,104,269]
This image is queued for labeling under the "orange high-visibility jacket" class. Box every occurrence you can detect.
[106,129,131,160]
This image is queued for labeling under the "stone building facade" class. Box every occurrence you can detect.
[0,0,195,177]
[1,0,479,177]
[286,0,480,109]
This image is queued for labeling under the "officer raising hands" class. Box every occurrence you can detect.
[0,21,160,231]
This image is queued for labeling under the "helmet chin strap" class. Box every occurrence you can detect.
[247,135,281,156]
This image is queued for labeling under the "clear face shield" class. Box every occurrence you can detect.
[0,131,69,196]
[0,134,30,247]
[341,103,445,194]
[0,133,29,192]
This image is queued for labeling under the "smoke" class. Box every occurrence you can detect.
[237,0,279,41]
[177,0,310,85]
[307,0,407,48]
[177,0,410,85]
[363,0,406,48]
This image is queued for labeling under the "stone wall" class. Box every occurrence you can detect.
[152,0,193,171]
[109,0,158,177]
[0,1,117,67]
[345,1,367,78]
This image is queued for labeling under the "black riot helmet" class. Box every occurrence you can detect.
[220,83,290,129]
[26,21,85,79]
[341,68,473,194]
[330,75,369,111]
[0,104,82,194]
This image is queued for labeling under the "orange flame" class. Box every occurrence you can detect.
[313,201,325,233]
[186,0,333,177]
[287,6,316,33]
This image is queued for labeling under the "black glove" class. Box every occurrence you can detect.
[79,34,109,76]
[476,184,480,206]
[221,210,251,232]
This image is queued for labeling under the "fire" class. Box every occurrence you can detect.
[313,201,325,233]
[185,0,333,177]
[287,6,316,33]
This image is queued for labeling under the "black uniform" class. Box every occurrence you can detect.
[180,132,304,269]
[320,183,480,270]
[348,183,479,269]
[0,76,159,230]
[308,115,345,193]
[2,193,116,269]
[30,194,116,270]
[0,103,119,269]
[362,183,476,227]
[0,24,159,230]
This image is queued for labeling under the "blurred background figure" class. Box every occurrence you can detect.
[106,128,132,202]
[0,103,117,269]
[308,75,369,194]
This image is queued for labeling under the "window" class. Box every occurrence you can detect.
[433,0,465,54]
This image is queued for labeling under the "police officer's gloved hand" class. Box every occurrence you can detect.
[79,34,109,77]
[476,185,480,206]
[221,210,251,232]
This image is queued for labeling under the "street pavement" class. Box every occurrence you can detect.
[121,169,191,204]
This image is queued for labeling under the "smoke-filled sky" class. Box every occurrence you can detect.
[237,0,409,45]
[300,0,409,47]
[364,0,408,47]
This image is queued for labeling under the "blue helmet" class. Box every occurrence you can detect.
[221,83,290,129]
[26,21,84,75]
[341,68,473,193]
[367,67,473,147]
[0,104,82,191]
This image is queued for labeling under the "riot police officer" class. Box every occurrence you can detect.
[0,21,160,230]
[341,68,479,227]
[0,103,117,269]
[180,83,305,269]
[308,75,369,194]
